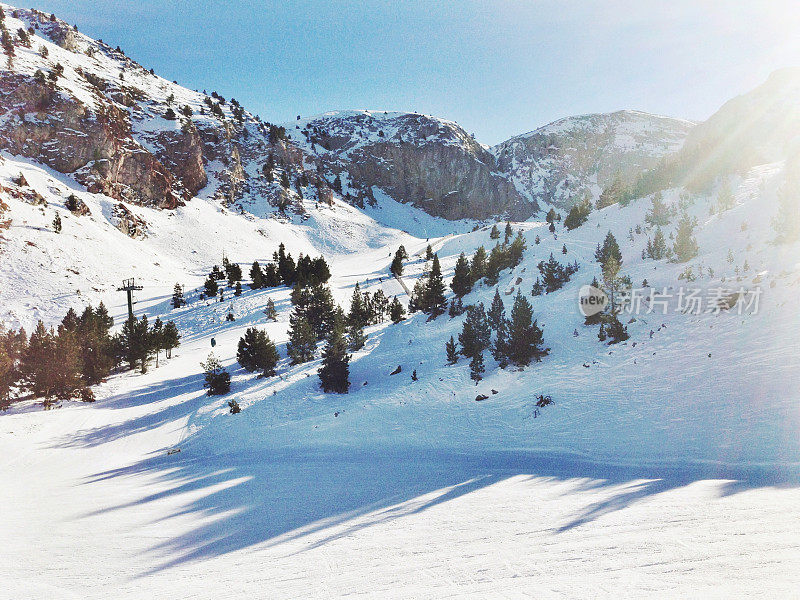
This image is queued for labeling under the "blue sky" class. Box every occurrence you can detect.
[28,0,800,145]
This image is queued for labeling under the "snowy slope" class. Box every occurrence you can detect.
[492,110,695,208]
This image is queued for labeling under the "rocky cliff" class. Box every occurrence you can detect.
[291,111,534,220]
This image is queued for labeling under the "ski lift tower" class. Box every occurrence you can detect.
[117,278,143,320]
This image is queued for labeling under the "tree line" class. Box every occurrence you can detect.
[0,303,180,409]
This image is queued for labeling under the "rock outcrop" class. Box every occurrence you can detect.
[294,111,534,220]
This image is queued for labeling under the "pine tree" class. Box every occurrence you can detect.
[646,227,667,260]
[390,245,407,277]
[52,212,62,233]
[318,308,350,393]
[265,298,278,321]
[508,232,527,267]
[202,353,230,395]
[348,282,369,329]
[425,244,433,261]
[596,176,624,209]
[250,261,264,289]
[161,321,180,359]
[470,246,487,283]
[562,244,568,255]
[491,319,509,368]
[564,196,592,230]
[489,224,500,239]
[506,292,547,366]
[487,288,505,331]
[171,283,184,308]
[459,303,490,359]
[595,231,622,268]
[234,281,242,296]
[347,320,366,351]
[276,243,296,285]
[204,276,218,297]
[424,254,447,318]
[21,321,56,401]
[445,335,458,364]
[673,211,699,262]
[389,297,406,323]
[469,352,485,382]
[450,252,472,298]
[645,192,671,226]
[237,327,279,376]
[287,312,315,364]
[120,315,152,374]
[504,221,513,244]
[0,325,26,409]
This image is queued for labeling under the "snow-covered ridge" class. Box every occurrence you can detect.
[492,110,695,209]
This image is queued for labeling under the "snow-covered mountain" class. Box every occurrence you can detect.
[492,110,695,208]
[290,110,534,220]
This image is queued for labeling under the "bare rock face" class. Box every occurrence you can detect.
[492,110,694,209]
[0,73,190,209]
[111,203,147,238]
[296,111,534,220]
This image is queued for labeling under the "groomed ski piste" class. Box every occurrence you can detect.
[2,143,800,597]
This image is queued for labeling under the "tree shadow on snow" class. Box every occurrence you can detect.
[73,443,799,578]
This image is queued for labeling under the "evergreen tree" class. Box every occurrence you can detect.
[52,212,61,233]
[506,292,547,366]
[150,317,164,367]
[225,261,242,286]
[390,245,407,277]
[508,232,527,266]
[459,303,490,359]
[250,261,264,289]
[596,176,625,209]
[348,282,369,329]
[564,196,592,230]
[263,263,280,287]
[287,312,316,364]
[234,281,242,296]
[491,319,509,368]
[604,313,629,344]
[489,224,500,239]
[595,231,623,268]
[171,283,184,308]
[546,208,558,224]
[389,297,406,323]
[645,192,671,226]
[487,288,505,331]
[504,221,513,244]
[347,320,366,351]
[275,243,296,285]
[562,244,568,255]
[21,321,56,401]
[161,321,180,358]
[445,336,458,364]
[470,246,487,283]
[646,227,667,260]
[204,276,218,297]
[425,244,433,261]
[291,283,335,340]
[0,325,26,409]
[450,252,472,298]
[120,315,152,374]
[202,353,230,395]
[673,211,699,262]
[264,298,278,321]
[237,327,279,376]
[318,309,350,393]
[424,254,447,318]
[469,352,485,382]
